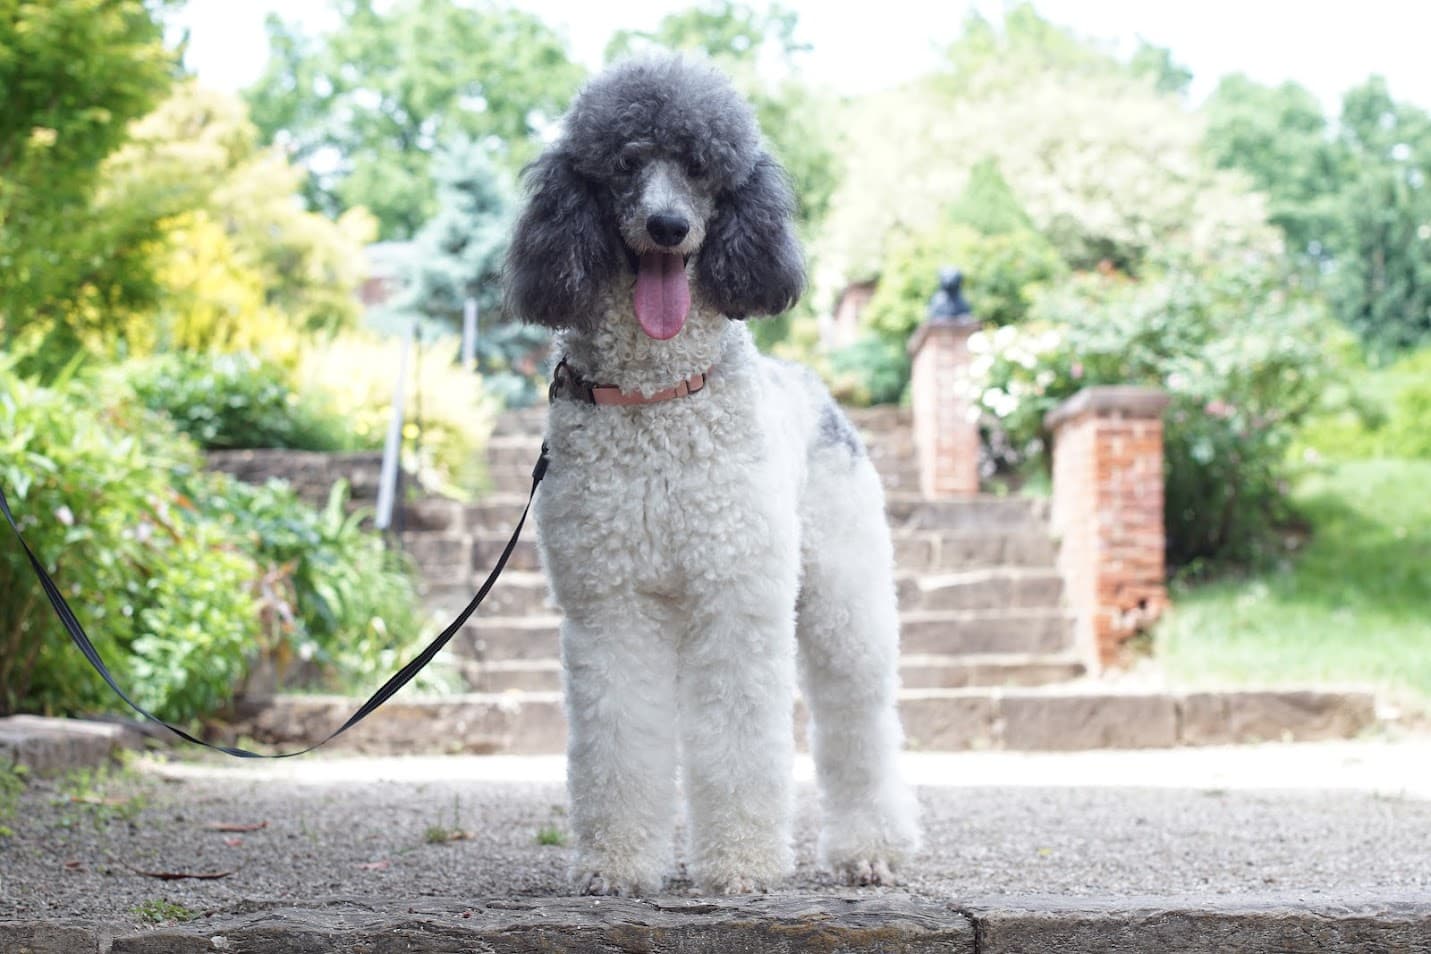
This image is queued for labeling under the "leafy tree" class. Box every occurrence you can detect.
[1129,40,1193,97]
[818,4,1274,295]
[1206,74,1431,353]
[0,0,177,368]
[604,1,839,234]
[606,1,808,63]
[396,138,514,333]
[945,158,1035,236]
[1330,79,1431,354]
[98,82,376,357]
[245,0,584,239]
[1203,75,1347,266]
[395,139,547,408]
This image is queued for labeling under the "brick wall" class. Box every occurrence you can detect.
[1046,387,1170,669]
[908,318,981,497]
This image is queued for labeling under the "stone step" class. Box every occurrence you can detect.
[460,658,563,693]
[900,609,1074,656]
[486,434,545,470]
[399,496,467,533]
[471,529,543,572]
[886,494,1050,530]
[401,532,543,578]
[237,687,1378,756]
[489,406,548,436]
[461,490,1052,536]
[400,531,473,586]
[897,568,1064,613]
[487,464,547,495]
[457,606,1077,664]
[416,529,1059,583]
[844,404,912,431]
[898,653,1085,689]
[488,457,927,495]
[893,529,1057,571]
[422,571,552,618]
[461,652,1083,694]
[458,615,563,661]
[464,494,536,533]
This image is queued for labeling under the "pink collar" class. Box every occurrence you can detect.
[549,357,711,406]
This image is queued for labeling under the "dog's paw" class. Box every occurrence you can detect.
[573,867,657,897]
[835,856,898,887]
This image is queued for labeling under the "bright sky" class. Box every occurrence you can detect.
[170,0,1431,112]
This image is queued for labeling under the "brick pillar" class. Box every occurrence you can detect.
[908,317,981,498]
[1045,386,1171,670]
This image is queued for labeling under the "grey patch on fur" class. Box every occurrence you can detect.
[818,402,864,458]
[503,53,805,329]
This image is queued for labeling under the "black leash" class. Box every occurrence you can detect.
[0,444,549,758]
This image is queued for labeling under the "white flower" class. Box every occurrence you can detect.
[982,387,1019,418]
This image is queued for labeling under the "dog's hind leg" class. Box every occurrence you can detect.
[796,441,921,885]
[561,599,679,896]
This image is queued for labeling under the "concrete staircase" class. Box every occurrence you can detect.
[339,404,1374,755]
[407,406,1084,700]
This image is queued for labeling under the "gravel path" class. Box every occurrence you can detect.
[4,742,1431,929]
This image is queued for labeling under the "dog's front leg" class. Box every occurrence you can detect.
[561,604,679,896]
[678,585,798,894]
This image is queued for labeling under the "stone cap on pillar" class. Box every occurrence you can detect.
[1044,386,1170,432]
[907,315,981,357]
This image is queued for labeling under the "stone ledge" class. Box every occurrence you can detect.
[1,896,973,954]
[6,893,1431,954]
[227,687,1377,756]
[0,715,141,777]
[907,315,981,357]
[1044,385,1171,432]
[965,893,1431,954]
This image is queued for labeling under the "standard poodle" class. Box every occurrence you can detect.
[503,53,920,896]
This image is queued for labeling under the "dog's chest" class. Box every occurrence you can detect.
[535,389,798,600]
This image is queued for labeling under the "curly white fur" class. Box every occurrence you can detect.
[537,303,920,896]
[512,53,920,897]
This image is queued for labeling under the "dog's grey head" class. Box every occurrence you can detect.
[504,54,805,338]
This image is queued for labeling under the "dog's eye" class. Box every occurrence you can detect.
[688,158,707,178]
[617,150,640,175]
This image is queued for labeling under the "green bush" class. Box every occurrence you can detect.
[123,352,365,452]
[974,261,1345,569]
[0,367,262,719]
[865,222,1067,343]
[1295,347,1431,461]
[0,363,433,720]
[828,334,910,406]
[201,477,431,692]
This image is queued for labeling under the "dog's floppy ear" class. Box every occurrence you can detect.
[697,153,805,319]
[504,150,622,331]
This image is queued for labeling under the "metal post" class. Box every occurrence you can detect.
[461,297,478,370]
[375,318,415,532]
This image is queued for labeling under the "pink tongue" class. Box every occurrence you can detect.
[633,252,690,340]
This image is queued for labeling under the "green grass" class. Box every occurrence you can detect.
[133,899,196,924]
[1157,459,1431,706]
[0,760,28,838]
[535,824,566,846]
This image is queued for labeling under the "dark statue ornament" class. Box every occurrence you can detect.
[927,266,972,322]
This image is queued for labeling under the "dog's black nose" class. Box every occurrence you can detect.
[646,212,690,248]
